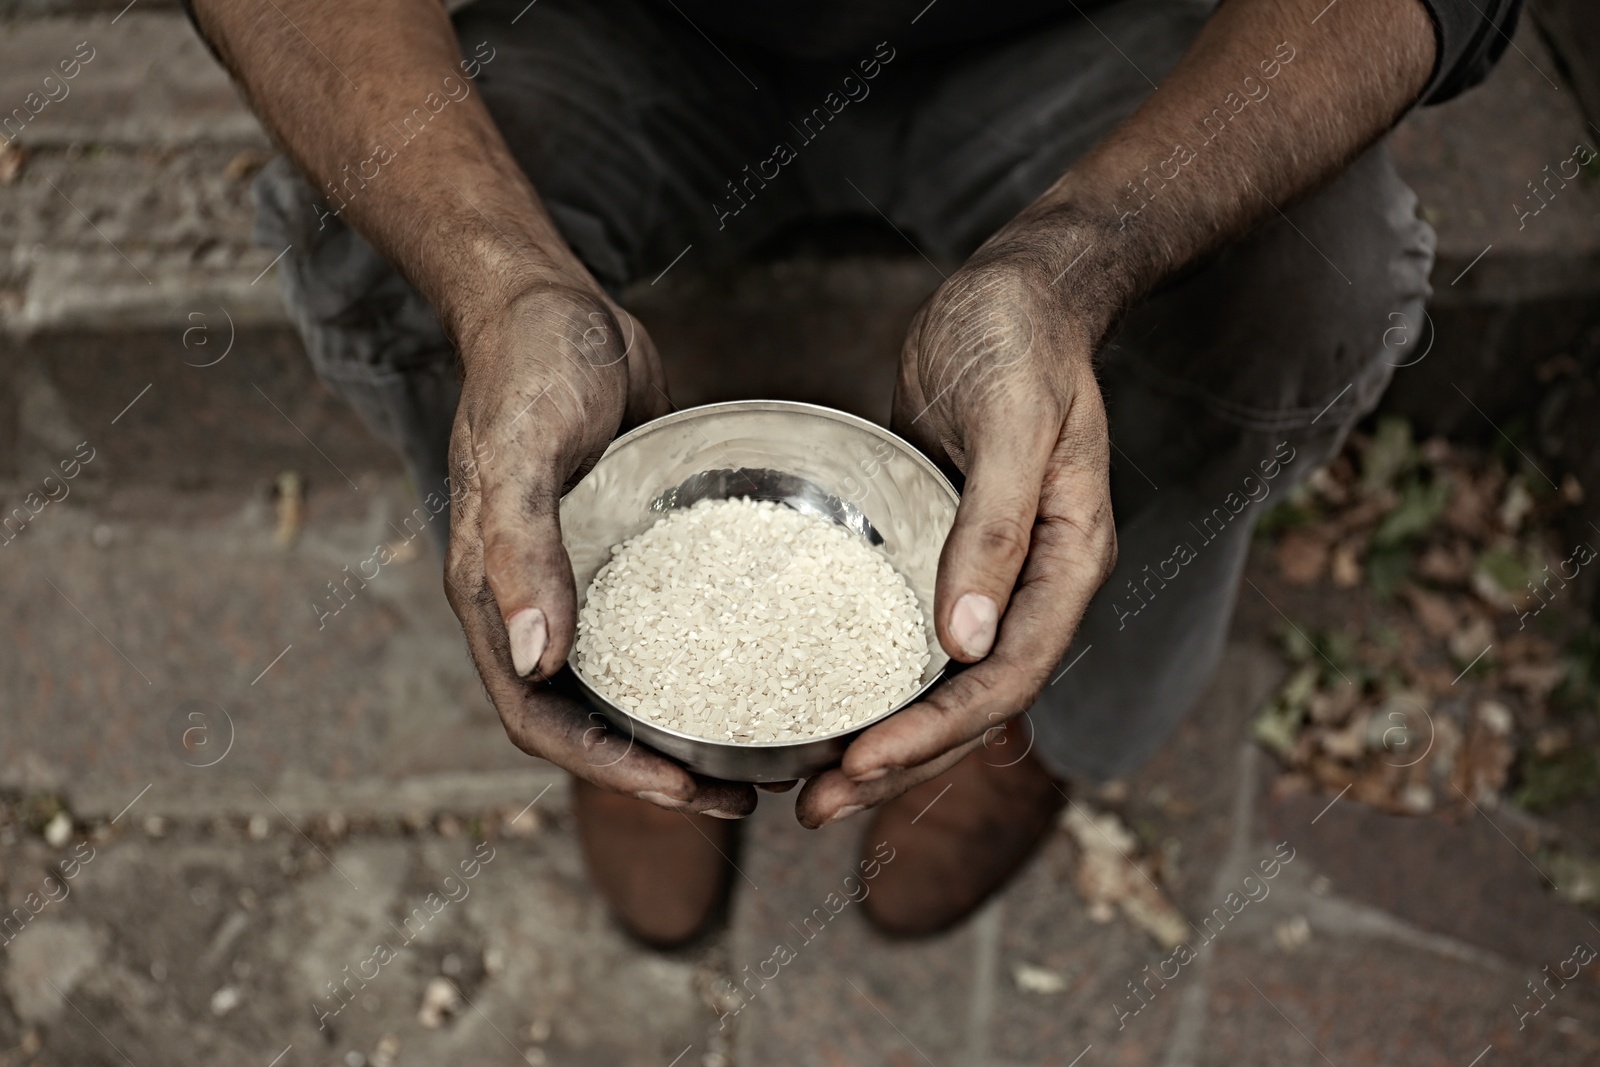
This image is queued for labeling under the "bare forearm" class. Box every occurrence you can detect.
[189,0,591,350]
[991,0,1436,348]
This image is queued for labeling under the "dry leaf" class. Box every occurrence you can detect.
[1330,541,1363,587]
[1503,662,1565,704]
[1318,711,1370,761]
[1452,701,1515,805]
[1276,528,1331,585]
[1307,685,1360,725]
[1531,727,1572,759]
[0,140,26,185]
[1402,584,1459,639]
[1499,480,1534,533]
[1397,782,1434,814]
[1415,542,1473,585]
[1061,804,1190,950]
[223,149,273,182]
[1336,491,1399,537]
[1447,615,1494,665]
[417,976,460,1028]
[1307,466,1351,507]
[274,471,304,550]
[1442,469,1495,536]
[1545,849,1600,906]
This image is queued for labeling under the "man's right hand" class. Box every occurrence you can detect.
[186,0,758,815]
[442,277,758,819]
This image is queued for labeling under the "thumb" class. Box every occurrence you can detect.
[480,465,576,679]
[935,420,1054,663]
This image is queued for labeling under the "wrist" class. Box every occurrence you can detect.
[973,201,1147,355]
[433,227,607,369]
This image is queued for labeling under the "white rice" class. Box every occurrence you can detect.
[574,497,930,743]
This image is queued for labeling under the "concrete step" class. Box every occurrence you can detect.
[0,12,265,149]
[1384,17,1600,442]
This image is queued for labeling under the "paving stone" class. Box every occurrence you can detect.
[2,327,396,502]
[988,831,1181,1067]
[64,768,566,824]
[1120,640,1286,918]
[0,473,536,803]
[2,817,716,1067]
[1,917,106,1026]
[1197,935,1600,1067]
[1263,790,1597,972]
[444,835,718,1066]
[725,634,1279,1067]
[726,799,983,1067]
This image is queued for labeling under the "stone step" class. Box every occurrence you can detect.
[0,12,265,149]
[1390,20,1600,303]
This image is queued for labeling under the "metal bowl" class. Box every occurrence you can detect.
[560,400,959,782]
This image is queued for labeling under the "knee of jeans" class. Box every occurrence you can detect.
[1283,144,1437,428]
[1116,143,1436,433]
[1324,143,1438,353]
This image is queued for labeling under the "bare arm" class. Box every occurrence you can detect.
[801,0,1436,825]
[999,0,1437,349]
[188,0,571,334]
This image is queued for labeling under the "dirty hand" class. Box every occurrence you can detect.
[443,275,758,819]
[795,239,1118,828]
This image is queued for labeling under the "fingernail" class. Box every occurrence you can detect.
[950,593,999,659]
[700,808,744,820]
[508,608,547,676]
[635,790,689,811]
[820,804,865,827]
[848,767,892,783]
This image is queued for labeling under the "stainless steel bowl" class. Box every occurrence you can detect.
[560,400,959,782]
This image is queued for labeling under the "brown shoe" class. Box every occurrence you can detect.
[860,720,1064,937]
[571,777,736,947]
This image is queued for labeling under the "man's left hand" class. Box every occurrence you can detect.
[794,241,1118,828]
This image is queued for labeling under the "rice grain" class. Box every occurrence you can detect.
[574,498,929,743]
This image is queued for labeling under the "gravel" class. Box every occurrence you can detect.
[574,497,930,743]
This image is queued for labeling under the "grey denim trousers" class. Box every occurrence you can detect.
[255,0,1435,781]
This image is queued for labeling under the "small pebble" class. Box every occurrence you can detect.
[210,987,242,1016]
[43,810,72,848]
[417,977,459,1029]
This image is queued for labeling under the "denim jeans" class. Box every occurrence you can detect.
[254,0,1435,780]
